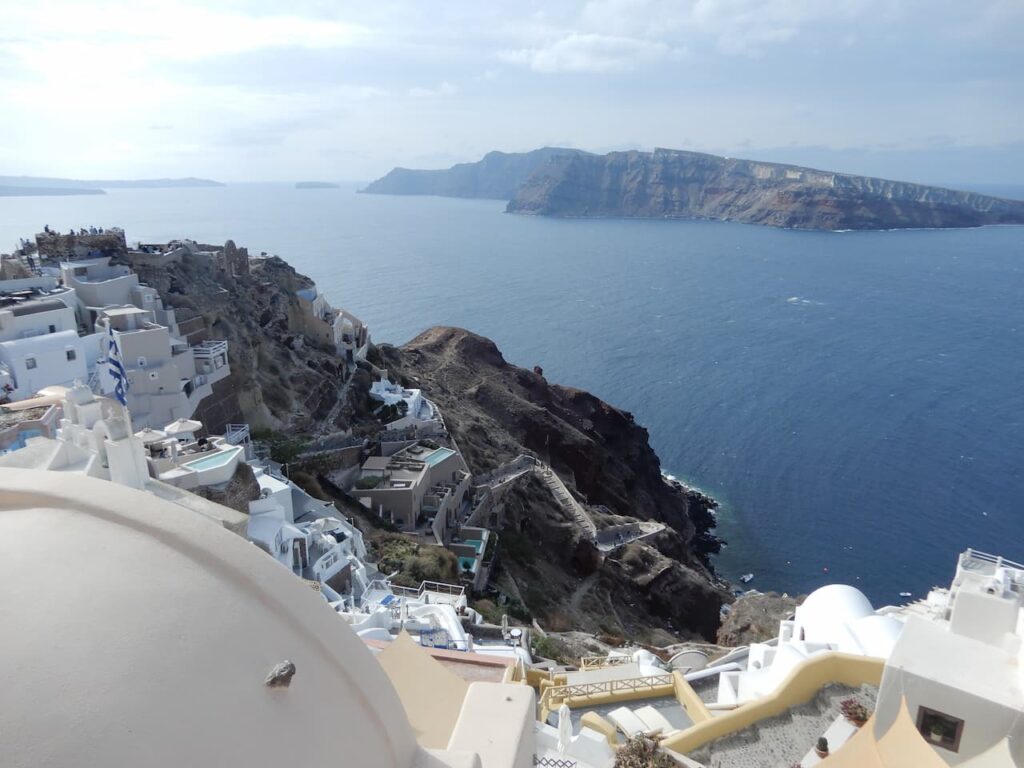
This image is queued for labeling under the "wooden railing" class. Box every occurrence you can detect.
[541,673,675,710]
[579,654,633,670]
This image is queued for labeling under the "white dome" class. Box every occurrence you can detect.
[795,584,874,644]
[0,470,418,768]
[847,614,903,658]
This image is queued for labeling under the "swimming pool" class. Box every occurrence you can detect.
[183,446,242,471]
[458,556,477,573]
[463,539,484,554]
[423,447,456,467]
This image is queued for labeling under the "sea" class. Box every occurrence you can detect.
[2,183,1023,605]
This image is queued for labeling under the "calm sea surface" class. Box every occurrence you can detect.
[3,184,1023,604]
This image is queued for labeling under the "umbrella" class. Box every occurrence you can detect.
[135,428,167,444]
[164,417,203,436]
[557,703,573,754]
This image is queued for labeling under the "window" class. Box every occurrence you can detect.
[66,349,76,361]
[48,325,56,334]
[25,357,36,370]
[917,707,964,752]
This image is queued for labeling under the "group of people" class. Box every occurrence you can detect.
[41,225,107,236]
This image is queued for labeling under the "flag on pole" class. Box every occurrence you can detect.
[107,323,129,406]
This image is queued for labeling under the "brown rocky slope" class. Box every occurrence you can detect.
[380,327,729,641]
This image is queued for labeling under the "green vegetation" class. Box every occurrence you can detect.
[531,634,575,666]
[377,400,408,424]
[251,428,309,464]
[614,737,677,768]
[355,474,384,490]
[369,533,458,587]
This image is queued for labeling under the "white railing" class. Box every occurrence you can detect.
[192,339,228,359]
[224,423,250,445]
[961,549,1024,572]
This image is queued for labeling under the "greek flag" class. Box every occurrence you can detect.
[107,324,129,406]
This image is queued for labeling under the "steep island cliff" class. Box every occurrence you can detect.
[361,147,587,200]
[366,147,1024,231]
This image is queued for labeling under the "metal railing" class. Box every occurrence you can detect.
[541,674,675,710]
[224,423,250,445]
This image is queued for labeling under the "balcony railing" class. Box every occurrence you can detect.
[540,674,675,711]
[192,339,228,359]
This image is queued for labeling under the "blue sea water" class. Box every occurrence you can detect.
[2,184,1023,604]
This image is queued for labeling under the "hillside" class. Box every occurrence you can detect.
[379,328,728,641]
[361,147,586,200]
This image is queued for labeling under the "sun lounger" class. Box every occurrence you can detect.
[607,706,650,738]
[633,705,681,737]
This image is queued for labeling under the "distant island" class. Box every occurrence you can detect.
[295,181,340,189]
[0,185,105,197]
[364,147,1024,231]
[0,175,224,197]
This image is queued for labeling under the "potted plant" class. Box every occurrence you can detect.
[928,723,945,743]
[814,736,829,759]
[840,697,871,727]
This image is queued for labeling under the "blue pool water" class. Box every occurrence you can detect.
[183,447,241,471]
[3,184,1023,604]
[424,447,456,467]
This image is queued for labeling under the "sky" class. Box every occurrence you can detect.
[1,0,1022,185]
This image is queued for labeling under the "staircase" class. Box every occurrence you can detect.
[535,464,597,541]
[691,683,878,768]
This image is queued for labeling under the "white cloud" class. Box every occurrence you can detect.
[503,33,678,73]
[408,81,459,98]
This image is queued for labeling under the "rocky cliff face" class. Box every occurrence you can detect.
[361,147,585,200]
[508,148,1024,230]
[379,327,728,641]
[140,249,728,641]
[364,146,1024,230]
[132,249,359,433]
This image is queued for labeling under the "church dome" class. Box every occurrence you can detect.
[795,584,875,644]
[0,470,417,768]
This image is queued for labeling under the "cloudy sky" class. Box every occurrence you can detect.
[1,0,1022,184]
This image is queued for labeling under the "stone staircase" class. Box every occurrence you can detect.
[689,683,878,768]
[535,464,597,541]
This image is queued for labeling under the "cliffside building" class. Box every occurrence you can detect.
[294,286,369,366]
[357,442,471,542]
[60,256,230,429]
[0,275,95,400]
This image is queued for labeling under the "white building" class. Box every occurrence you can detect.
[0,383,246,533]
[294,286,369,365]
[0,276,94,399]
[370,376,445,433]
[60,257,230,428]
[869,550,1024,763]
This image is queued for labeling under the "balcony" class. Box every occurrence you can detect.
[192,339,228,360]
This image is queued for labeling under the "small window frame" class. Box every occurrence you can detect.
[916,706,965,753]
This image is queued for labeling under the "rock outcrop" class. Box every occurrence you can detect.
[379,327,729,641]
[717,591,801,647]
[361,147,586,200]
